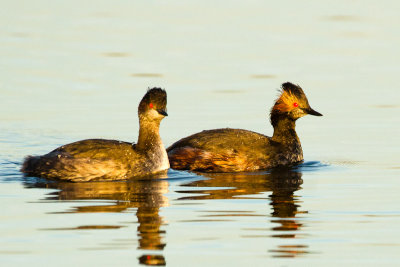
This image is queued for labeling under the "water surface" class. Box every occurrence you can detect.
[1,1,400,266]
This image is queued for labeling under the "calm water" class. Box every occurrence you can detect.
[1,1,400,266]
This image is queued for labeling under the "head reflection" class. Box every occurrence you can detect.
[178,168,308,258]
[24,177,168,266]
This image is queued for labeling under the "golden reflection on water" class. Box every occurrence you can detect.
[25,168,308,260]
[24,178,169,266]
[178,169,308,258]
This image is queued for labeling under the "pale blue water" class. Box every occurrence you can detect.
[1,1,400,266]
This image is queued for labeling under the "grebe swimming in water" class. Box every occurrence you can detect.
[167,82,322,172]
[21,88,169,182]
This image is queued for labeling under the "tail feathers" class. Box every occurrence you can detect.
[167,146,241,172]
[168,147,203,170]
[21,155,43,175]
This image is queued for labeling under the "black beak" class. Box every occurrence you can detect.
[157,109,168,116]
[305,107,322,116]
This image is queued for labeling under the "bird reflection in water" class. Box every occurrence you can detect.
[177,168,308,258]
[24,175,168,266]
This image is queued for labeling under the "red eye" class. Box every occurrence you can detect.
[149,103,153,108]
[293,102,298,107]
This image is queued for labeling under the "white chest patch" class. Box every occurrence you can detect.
[158,148,170,171]
[152,142,170,172]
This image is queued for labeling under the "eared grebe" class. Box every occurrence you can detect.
[21,88,169,182]
[167,82,322,172]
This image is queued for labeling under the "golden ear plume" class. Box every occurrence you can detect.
[272,90,298,112]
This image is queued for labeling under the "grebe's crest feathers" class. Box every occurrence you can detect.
[269,82,322,126]
[281,82,305,98]
[139,87,167,115]
[271,82,306,113]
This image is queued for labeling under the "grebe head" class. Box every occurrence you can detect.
[270,82,322,126]
[138,88,168,122]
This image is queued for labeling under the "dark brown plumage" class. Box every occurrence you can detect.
[21,88,169,182]
[167,82,322,172]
